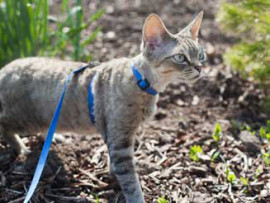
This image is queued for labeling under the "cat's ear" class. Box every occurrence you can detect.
[142,14,170,48]
[179,11,204,40]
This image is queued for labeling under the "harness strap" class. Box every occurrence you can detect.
[132,64,158,96]
[88,78,95,123]
[24,64,93,203]
[24,62,156,202]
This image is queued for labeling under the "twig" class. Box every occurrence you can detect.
[48,166,62,183]
[46,193,87,201]
[78,168,108,187]
[228,184,237,203]
[8,197,25,203]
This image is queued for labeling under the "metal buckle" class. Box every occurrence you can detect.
[137,79,150,91]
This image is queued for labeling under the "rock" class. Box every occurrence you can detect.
[192,95,200,106]
[260,190,269,198]
[105,31,116,41]
[188,165,207,177]
[239,131,261,154]
[198,154,211,164]
[106,6,114,14]
[176,99,185,106]
[193,191,214,203]
[206,42,215,56]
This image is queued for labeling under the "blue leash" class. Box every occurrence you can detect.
[23,64,94,203]
[24,62,155,202]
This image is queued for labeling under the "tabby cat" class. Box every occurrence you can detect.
[0,12,206,203]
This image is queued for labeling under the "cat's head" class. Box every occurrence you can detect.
[141,12,206,84]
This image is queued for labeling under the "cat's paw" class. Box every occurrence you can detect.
[114,191,126,203]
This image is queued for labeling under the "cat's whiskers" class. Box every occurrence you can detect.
[160,69,176,74]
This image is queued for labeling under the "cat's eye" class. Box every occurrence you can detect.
[172,54,186,64]
[199,51,206,62]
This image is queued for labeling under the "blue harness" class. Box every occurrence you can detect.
[132,64,158,96]
[23,63,157,202]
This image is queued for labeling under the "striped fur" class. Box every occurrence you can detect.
[0,12,205,202]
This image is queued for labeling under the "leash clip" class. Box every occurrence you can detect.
[137,78,150,91]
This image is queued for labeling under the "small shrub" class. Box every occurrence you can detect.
[189,145,203,162]
[217,0,270,90]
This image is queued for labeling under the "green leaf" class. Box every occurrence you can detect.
[266,120,270,133]
[82,26,102,46]
[158,197,169,203]
[227,171,236,182]
[212,122,222,142]
[90,9,105,22]
[266,133,270,141]
[262,152,270,165]
[211,151,220,162]
[226,166,237,184]
[254,166,263,179]
[260,127,266,139]
[189,145,203,162]
[240,177,249,186]
[245,124,252,132]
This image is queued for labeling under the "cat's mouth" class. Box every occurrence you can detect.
[180,72,202,84]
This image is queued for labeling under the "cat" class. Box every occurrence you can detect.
[0,12,206,203]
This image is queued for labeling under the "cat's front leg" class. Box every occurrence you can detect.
[107,133,144,203]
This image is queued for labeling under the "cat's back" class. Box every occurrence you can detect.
[0,57,87,99]
[0,57,89,133]
[0,57,86,83]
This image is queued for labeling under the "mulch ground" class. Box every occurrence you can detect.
[1,0,270,202]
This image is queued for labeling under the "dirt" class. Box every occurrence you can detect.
[0,0,270,203]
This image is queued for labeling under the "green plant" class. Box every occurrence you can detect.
[266,120,270,133]
[212,122,222,142]
[259,120,270,142]
[211,151,220,162]
[240,177,249,186]
[262,151,270,165]
[217,0,270,89]
[189,145,203,162]
[245,124,256,135]
[158,197,169,203]
[50,0,104,61]
[225,166,237,184]
[0,0,103,67]
[0,0,49,67]
[254,165,263,179]
[240,176,249,193]
[260,127,266,139]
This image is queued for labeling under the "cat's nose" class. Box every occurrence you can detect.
[194,66,202,73]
